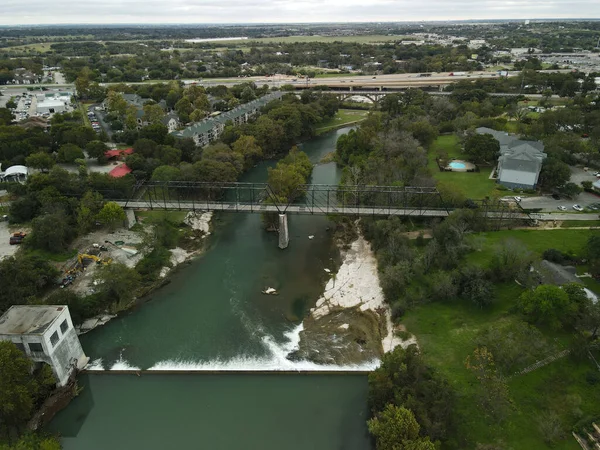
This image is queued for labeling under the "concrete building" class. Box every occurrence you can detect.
[476,127,547,189]
[37,97,70,114]
[172,92,283,147]
[0,305,88,386]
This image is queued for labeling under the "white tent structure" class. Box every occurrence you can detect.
[0,164,28,182]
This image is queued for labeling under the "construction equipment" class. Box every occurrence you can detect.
[77,254,111,269]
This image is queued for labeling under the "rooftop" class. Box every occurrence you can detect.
[0,305,65,336]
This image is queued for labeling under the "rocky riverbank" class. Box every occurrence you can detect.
[292,233,417,365]
[77,211,213,336]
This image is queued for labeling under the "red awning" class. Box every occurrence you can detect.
[104,148,133,159]
[108,164,132,178]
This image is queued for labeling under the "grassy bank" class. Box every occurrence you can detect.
[401,228,600,449]
[315,109,369,134]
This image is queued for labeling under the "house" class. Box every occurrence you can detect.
[162,113,180,133]
[0,305,89,386]
[104,148,133,160]
[476,127,547,190]
[172,92,283,147]
[108,164,132,178]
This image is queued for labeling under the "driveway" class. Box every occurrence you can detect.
[0,222,19,260]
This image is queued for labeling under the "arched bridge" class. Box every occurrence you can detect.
[114,181,529,249]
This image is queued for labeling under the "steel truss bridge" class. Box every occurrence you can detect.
[114,181,529,248]
[117,181,528,219]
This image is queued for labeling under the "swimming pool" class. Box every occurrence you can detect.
[448,161,467,170]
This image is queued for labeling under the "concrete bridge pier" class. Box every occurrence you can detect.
[278,214,289,249]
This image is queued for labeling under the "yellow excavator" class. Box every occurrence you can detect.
[77,254,112,269]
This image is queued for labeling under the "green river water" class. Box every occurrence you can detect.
[48,127,374,448]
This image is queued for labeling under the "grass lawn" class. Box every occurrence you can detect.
[429,135,500,200]
[466,229,594,267]
[315,109,368,134]
[402,228,600,449]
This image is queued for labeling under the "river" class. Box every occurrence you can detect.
[48,127,374,448]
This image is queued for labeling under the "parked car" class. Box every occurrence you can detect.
[514,196,522,202]
[572,204,584,211]
[557,206,567,211]
[9,232,26,245]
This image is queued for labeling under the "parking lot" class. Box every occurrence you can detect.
[87,106,104,135]
[511,167,600,212]
[0,88,74,121]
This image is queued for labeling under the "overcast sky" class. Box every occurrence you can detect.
[1,0,599,26]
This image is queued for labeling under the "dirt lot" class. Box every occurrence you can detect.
[61,227,145,296]
[0,222,29,260]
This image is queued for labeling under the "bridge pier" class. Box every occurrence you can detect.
[278,214,289,249]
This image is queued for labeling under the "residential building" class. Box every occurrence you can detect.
[172,92,283,147]
[0,305,89,386]
[476,127,547,189]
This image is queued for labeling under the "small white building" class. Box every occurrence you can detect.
[37,99,68,114]
[0,305,89,386]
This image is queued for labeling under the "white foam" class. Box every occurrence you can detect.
[85,358,105,371]
[148,323,380,372]
[110,356,141,371]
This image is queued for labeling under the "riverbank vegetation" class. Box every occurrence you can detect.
[0,342,60,449]
[336,87,600,448]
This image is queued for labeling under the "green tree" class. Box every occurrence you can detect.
[84,140,108,159]
[96,202,126,230]
[142,103,165,125]
[368,405,436,450]
[106,91,128,117]
[76,191,104,233]
[151,165,182,182]
[5,99,17,110]
[0,342,54,437]
[95,263,141,307]
[538,157,571,190]
[57,144,84,163]
[28,211,71,253]
[189,109,206,123]
[518,284,576,329]
[559,182,582,199]
[464,133,500,164]
[232,135,263,168]
[25,152,55,172]
[465,347,511,421]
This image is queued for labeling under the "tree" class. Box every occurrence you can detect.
[488,239,534,283]
[559,182,582,199]
[28,211,71,253]
[95,263,141,306]
[518,284,575,329]
[368,346,454,442]
[142,103,165,125]
[189,109,206,123]
[5,99,17,110]
[464,133,500,164]
[76,190,104,234]
[458,266,494,308]
[465,347,511,421]
[0,342,54,437]
[84,140,108,159]
[96,202,126,230]
[106,91,128,117]
[25,152,55,172]
[368,405,436,450]
[232,135,263,168]
[57,144,84,163]
[151,165,181,182]
[538,157,571,190]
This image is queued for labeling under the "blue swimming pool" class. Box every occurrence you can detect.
[448,161,467,169]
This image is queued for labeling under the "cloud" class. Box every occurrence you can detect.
[1,0,599,25]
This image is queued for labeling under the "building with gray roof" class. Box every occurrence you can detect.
[476,127,547,190]
[172,92,283,147]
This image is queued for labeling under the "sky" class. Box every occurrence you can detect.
[1,0,599,25]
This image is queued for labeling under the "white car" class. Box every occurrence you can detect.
[557,206,567,211]
[572,204,584,211]
[513,196,522,202]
